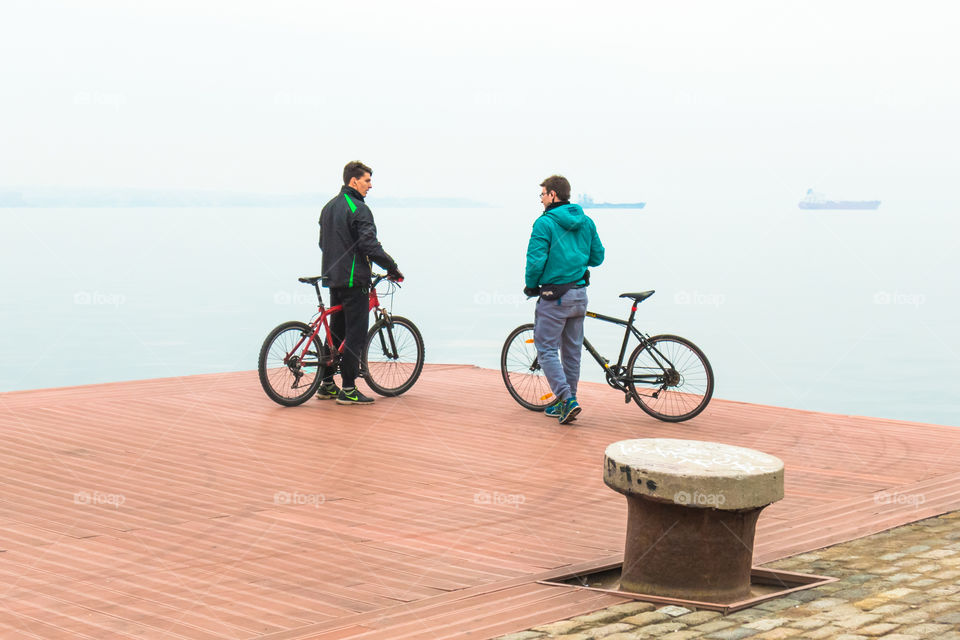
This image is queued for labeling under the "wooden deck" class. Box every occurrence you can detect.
[1,364,958,639]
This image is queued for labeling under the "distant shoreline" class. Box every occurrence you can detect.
[581,203,646,210]
[0,189,492,208]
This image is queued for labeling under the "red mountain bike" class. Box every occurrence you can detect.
[258,273,424,406]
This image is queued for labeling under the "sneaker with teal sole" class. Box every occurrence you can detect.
[336,387,375,405]
[558,397,581,424]
[315,382,340,400]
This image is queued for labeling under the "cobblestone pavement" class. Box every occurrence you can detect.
[494,512,960,640]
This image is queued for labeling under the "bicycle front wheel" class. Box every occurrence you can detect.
[258,321,324,406]
[500,323,556,411]
[627,334,714,422]
[362,316,424,396]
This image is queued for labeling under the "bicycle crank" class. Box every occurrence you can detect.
[606,366,628,390]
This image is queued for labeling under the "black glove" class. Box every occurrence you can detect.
[387,268,404,282]
[523,286,541,298]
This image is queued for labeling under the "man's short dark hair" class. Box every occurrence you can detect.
[540,175,571,202]
[343,161,372,185]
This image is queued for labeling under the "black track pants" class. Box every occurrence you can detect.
[324,286,369,388]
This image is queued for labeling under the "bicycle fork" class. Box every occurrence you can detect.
[373,310,400,360]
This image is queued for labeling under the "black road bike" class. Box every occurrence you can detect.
[500,290,714,422]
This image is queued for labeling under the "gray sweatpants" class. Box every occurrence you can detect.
[533,287,588,403]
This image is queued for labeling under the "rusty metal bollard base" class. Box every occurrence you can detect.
[620,496,763,603]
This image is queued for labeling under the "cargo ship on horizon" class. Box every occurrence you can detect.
[577,194,645,209]
[799,189,880,210]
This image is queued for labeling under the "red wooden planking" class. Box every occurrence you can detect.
[2,364,959,639]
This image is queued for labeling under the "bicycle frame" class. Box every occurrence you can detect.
[285,279,398,370]
[581,304,680,395]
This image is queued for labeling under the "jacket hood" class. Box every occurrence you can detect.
[543,203,586,231]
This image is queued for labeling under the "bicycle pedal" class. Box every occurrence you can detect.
[624,393,632,404]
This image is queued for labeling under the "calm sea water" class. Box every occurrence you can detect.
[1,203,956,426]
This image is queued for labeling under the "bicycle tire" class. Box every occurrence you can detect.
[500,323,556,411]
[626,334,714,422]
[362,316,424,396]
[258,321,325,406]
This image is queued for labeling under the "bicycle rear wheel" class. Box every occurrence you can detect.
[362,316,424,396]
[258,321,324,406]
[627,334,714,422]
[500,323,556,411]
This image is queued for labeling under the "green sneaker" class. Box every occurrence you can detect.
[336,387,375,405]
[315,381,340,400]
[558,397,581,424]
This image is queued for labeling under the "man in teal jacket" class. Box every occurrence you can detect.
[524,175,605,424]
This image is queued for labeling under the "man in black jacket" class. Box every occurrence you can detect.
[317,161,403,405]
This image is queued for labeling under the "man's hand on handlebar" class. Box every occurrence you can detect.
[523,286,541,299]
[387,269,405,282]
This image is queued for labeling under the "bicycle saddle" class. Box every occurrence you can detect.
[619,290,655,303]
[298,276,324,285]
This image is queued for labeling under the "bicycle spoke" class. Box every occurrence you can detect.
[628,335,714,422]
[501,325,555,410]
[363,318,424,396]
[258,321,323,405]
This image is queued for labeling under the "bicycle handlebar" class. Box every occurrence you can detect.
[372,272,403,286]
[297,273,402,287]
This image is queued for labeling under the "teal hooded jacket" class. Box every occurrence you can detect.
[525,203,605,288]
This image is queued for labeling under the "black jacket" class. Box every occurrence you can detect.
[318,186,398,288]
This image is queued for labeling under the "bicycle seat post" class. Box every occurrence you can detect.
[626,300,638,326]
[314,282,324,309]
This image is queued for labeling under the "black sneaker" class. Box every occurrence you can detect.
[336,387,375,405]
[315,381,340,400]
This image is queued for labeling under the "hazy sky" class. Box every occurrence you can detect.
[2,1,957,203]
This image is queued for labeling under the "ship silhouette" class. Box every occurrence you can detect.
[576,194,645,209]
[799,189,880,210]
